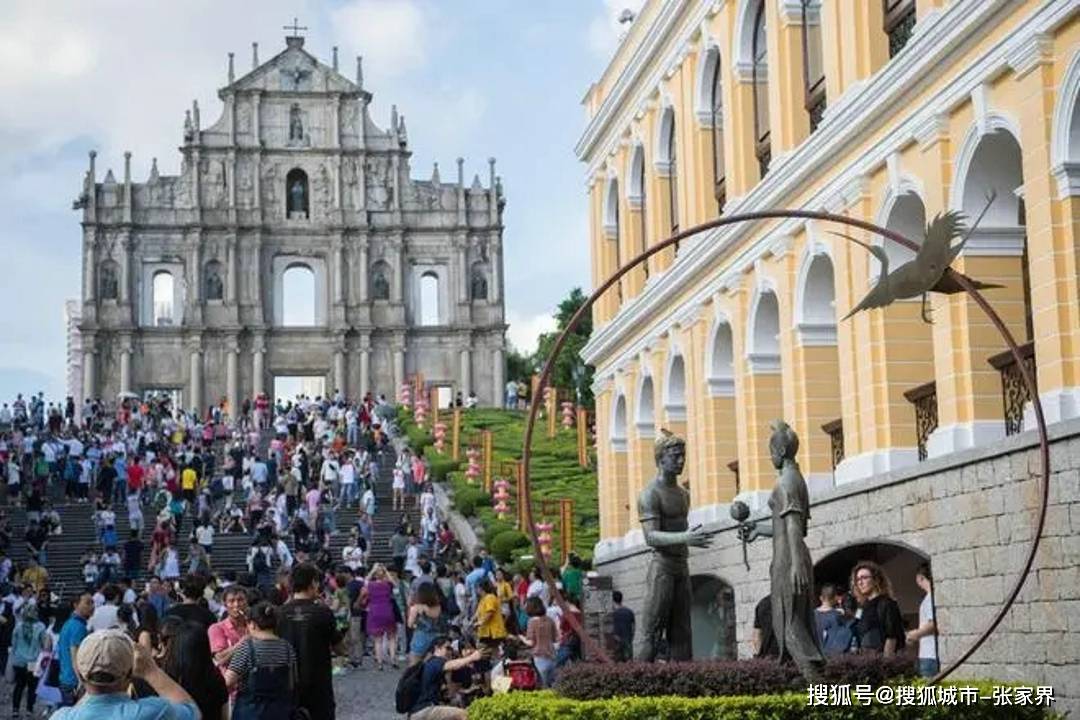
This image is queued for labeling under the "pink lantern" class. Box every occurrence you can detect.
[493,477,511,519]
[433,422,447,453]
[464,447,481,484]
[536,522,554,559]
[414,396,428,428]
[561,401,575,428]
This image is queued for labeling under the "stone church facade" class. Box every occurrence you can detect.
[74,35,507,412]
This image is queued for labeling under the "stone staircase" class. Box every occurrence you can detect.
[5,435,419,598]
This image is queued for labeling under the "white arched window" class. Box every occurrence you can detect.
[282,264,317,326]
[636,374,656,435]
[630,147,649,278]
[796,251,837,346]
[664,354,687,421]
[709,50,726,211]
[707,320,735,396]
[748,288,781,373]
[611,394,628,452]
[152,271,175,326]
[751,0,771,178]
[420,271,440,326]
[800,0,825,131]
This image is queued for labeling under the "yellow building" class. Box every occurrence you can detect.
[579,0,1080,551]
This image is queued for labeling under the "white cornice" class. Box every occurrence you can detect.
[795,322,838,347]
[577,0,700,162]
[1006,31,1052,79]
[1052,162,1080,198]
[962,226,1027,256]
[581,0,1077,371]
[746,352,781,374]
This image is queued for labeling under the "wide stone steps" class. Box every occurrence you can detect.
[7,440,423,596]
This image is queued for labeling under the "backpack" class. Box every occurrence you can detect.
[394,660,426,713]
[507,660,540,691]
[252,548,271,574]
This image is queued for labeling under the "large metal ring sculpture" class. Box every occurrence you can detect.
[520,209,1048,684]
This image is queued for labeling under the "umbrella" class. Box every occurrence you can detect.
[117,391,140,400]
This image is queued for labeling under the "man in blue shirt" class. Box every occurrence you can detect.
[409,637,482,720]
[57,593,93,705]
[52,628,198,720]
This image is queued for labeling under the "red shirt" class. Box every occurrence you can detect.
[126,463,145,491]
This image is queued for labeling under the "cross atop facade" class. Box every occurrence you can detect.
[283,17,308,36]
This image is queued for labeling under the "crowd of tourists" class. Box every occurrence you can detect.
[0,388,602,719]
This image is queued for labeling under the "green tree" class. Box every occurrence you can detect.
[505,346,535,384]
[533,287,595,409]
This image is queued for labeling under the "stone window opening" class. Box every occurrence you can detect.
[286,168,309,219]
[152,270,175,326]
[419,271,440,326]
[281,263,317,326]
[884,0,917,58]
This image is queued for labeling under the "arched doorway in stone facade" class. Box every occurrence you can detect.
[690,574,737,660]
[813,540,929,628]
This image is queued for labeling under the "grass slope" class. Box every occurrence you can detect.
[399,407,599,563]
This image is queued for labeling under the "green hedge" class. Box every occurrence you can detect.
[427,456,460,482]
[454,485,491,517]
[489,529,531,563]
[468,687,1059,720]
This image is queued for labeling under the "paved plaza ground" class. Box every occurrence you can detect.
[0,665,398,719]
[332,663,400,720]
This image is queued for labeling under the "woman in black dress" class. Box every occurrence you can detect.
[849,560,906,656]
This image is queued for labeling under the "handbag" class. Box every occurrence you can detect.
[35,657,61,706]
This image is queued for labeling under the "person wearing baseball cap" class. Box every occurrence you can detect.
[50,629,199,720]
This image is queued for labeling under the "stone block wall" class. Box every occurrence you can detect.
[595,418,1080,714]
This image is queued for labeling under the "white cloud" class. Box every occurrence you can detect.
[587,0,646,61]
[506,310,558,355]
[330,0,429,80]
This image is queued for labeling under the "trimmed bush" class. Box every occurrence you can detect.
[489,529,531,563]
[454,486,491,517]
[427,456,460,482]
[555,656,916,700]
[469,687,1058,720]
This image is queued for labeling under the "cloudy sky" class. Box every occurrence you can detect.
[0,0,643,402]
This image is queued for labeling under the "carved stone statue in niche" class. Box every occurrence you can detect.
[345,102,359,136]
[99,263,119,300]
[289,103,304,142]
[237,161,254,208]
[287,169,309,218]
[371,265,390,300]
[204,263,224,301]
[313,165,332,211]
[471,268,488,301]
[201,159,226,208]
[262,165,279,208]
[176,161,193,207]
[343,158,361,209]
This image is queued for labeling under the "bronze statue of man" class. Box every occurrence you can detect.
[740,420,825,681]
[637,430,711,661]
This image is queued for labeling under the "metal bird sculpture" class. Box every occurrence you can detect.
[837,191,1000,323]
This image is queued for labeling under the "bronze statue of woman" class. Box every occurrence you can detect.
[741,419,826,681]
